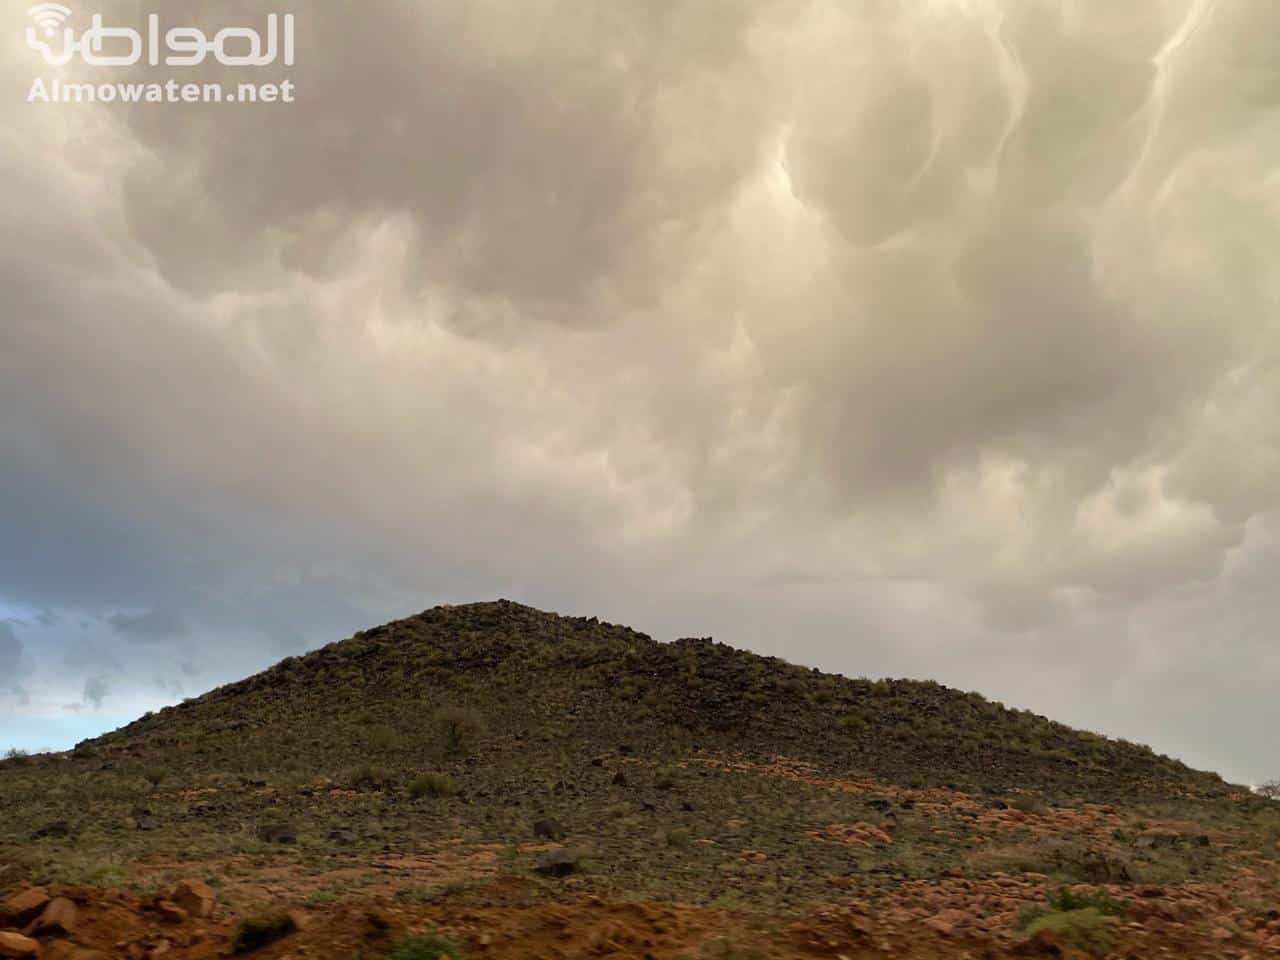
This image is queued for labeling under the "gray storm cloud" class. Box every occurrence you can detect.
[1,0,1278,781]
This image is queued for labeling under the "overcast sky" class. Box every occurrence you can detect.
[2,0,1278,784]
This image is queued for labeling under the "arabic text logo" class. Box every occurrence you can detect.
[25,11,294,68]
[28,3,71,37]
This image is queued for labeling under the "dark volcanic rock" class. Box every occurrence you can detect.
[534,847,578,877]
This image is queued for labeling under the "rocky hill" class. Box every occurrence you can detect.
[91,600,1223,798]
[1,601,1276,960]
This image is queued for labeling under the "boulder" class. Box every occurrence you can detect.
[532,818,565,841]
[0,932,38,959]
[155,900,188,925]
[169,879,215,919]
[0,888,49,928]
[256,822,298,844]
[31,896,78,936]
[533,847,578,877]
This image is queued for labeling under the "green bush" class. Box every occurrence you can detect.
[344,763,391,790]
[388,933,466,960]
[1018,888,1124,952]
[664,827,692,848]
[1021,908,1117,952]
[408,773,459,799]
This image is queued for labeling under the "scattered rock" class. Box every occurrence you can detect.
[327,828,357,845]
[0,932,38,959]
[41,943,108,960]
[32,820,70,839]
[32,896,78,936]
[533,817,565,841]
[923,909,968,937]
[170,879,216,919]
[0,888,50,927]
[155,900,188,925]
[1015,927,1064,956]
[611,771,627,787]
[534,847,579,877]
[256,821,298,844]
[1136,829,1180,850]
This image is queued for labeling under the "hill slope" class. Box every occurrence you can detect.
[3,601,1277,960]
[94,599,1221,799]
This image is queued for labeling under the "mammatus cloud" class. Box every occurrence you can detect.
[81,676,109,710]
[0,623,28,693]
[109,608,188,642]
[1,0,1278,782]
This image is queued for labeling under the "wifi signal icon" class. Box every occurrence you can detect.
[28,3,72,37]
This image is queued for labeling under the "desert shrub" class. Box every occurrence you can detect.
[142,766,169,787]
[344,763,391,790]
[366,723,403,751]
[434,706,485,758]
[1020,907,1117,952]
[691,939,766,960]
[654,765,679,790]
[3,748,30,766]
[232,911,296,954]
[1020,886,1126,927]
[388,933,467,960]
[23,850,129,887]
[1016,887,1125,951]
[1258,780,1280,801]
[664,827,692,848]
[408,773,458,799]
[1011,794,1049,816]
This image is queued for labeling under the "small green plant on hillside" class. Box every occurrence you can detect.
[388,932,467,960]
[3,748,30,766]
[344,763,391,790]
[1011,793,1048,815]
[366,723,403,751]
[434,706,485,758]
[1018,886,1125,952]
[1020,908,1117,952]
[408,772,458,799]
[663,827,692,848]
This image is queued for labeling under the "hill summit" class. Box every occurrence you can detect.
[99,600,1220,800]
[94,601,1223,803]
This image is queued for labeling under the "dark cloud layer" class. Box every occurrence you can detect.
[1,0,1278,782]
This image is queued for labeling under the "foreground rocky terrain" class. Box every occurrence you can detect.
[2,601,1278,958]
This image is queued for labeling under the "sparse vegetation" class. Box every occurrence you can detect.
[344,763,391,790]
[388,932,467,960]
[408,772,459,799]
[0,601,1275,960]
